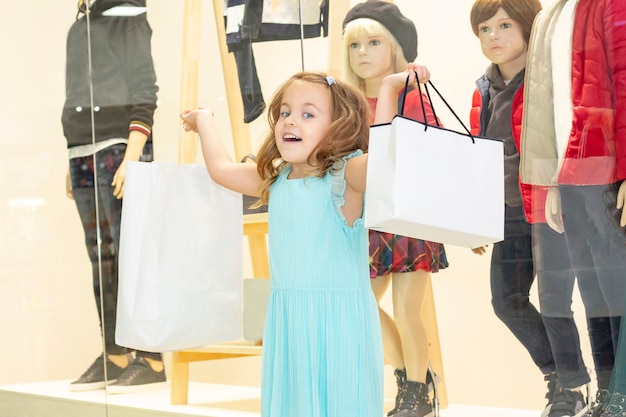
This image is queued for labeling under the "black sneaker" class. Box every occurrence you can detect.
[107,357,166,394]
[549,387,589,417]
[542,372,559,417]
[68,354,127,392]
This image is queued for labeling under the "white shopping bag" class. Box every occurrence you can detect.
[365,114,504,249]
[116,161,243,352]
[242,278,270,342]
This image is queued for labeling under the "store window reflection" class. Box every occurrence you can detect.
[3,0,624,416]
[62,0,164,394]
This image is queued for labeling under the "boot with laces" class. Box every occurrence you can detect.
[388,368,407,416]
[393,380,434,417]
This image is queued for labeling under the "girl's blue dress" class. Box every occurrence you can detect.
[261,151,384,417]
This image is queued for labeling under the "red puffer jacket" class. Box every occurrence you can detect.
[521,0,626,186]
[471,85,548,224]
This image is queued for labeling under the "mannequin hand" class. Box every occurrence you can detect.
[112,160,128,199]
[65,170,74,200]
[617,180,626,227]
[471,245,487,255]
[407,62,431,84]
[545,186,564,233]
[112,129,149,200]
[381,63,431,92]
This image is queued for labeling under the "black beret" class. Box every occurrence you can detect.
[342,0,418,62]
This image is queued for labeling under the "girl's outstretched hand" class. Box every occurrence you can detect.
[180,108,213,132]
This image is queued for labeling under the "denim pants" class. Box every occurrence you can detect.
[490,205,555,375]
[70,143,161,361]
[558,184,626,389]
[610,296,626,392]
[559,184,626,319]
[534,222,600,389]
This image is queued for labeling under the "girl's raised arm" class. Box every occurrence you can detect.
[181,108,262,196]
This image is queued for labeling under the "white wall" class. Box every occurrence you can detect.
[0,0,593,412]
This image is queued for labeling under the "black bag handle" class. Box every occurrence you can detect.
[240,154,268,214]
[241,154,257,163]
[400,72,476,144]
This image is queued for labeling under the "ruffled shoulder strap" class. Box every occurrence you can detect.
[330,150,363,224]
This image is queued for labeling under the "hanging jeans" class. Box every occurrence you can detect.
[232,41,265,123]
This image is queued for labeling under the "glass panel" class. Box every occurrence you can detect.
[0,0,110,415]
[1,0,619,416]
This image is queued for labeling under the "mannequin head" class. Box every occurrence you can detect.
[470,0,542,44]
[342,0,417,94]
[342,18,408,93]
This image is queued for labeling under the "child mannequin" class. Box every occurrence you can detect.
[520,0,626,415]
[342,2,447,416]
[468,1,613,415]
[181,69,430,417]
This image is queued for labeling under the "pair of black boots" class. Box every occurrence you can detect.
[388,368,435,417]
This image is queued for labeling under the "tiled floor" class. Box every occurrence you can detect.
[0,380,542,417]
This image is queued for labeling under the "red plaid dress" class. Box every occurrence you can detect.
[367,92,449,278]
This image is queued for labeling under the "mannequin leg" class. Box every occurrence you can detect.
[371,274,404,370]
[392,270,431,383]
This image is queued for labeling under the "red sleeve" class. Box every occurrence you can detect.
[606,0,626,179]
[402,89,442,126]
[511,85,524,152]
[470,88,482,136]
[513,83,547,223]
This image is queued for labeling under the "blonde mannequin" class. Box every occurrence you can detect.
[342,2,447,416]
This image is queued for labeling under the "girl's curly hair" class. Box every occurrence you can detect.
[254,71,370,205]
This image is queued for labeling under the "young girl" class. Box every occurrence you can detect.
[342,2,447,416]
[181,69,429,417]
